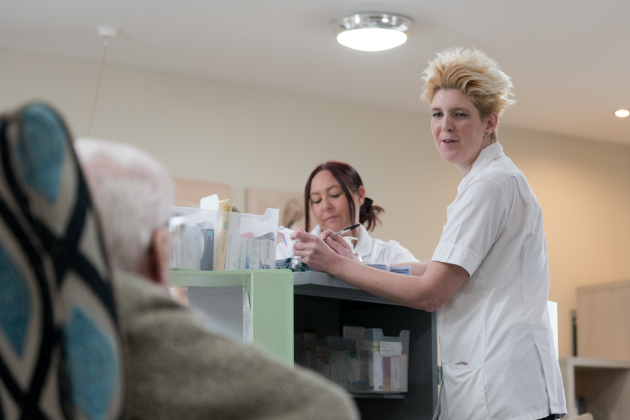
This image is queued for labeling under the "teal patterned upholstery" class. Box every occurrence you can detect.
[0,246,31,358]
[0,103,124,420]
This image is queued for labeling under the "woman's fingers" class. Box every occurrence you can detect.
[320,230,352,252]
[327,237,356,260]
[327,239,347,254]
[288,229,341,271]
[320,229,336,240]
[325,234,353,254]
[291,229,311,242]
[292,239,312,254]
[330,235,351,250]
[291,231,319,259]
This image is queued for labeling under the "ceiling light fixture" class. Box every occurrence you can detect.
[614,109,629,118]
[333,13,412,52]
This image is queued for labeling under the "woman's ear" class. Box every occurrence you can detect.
[486,112,498,134]
[357,186,366,206]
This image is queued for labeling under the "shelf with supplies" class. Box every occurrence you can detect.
[170,206,278,272]
[170,269,438,420]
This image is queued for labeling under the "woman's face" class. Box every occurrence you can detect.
[309,170,362,234]
[430,89,497,176]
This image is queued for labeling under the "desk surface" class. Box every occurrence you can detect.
[171,269,397,305]
[170,269,292,287]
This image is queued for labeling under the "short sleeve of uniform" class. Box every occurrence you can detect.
[432,175,508,276]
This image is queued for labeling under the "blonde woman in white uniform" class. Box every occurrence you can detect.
[276,161,418,264]
[291,48,566,420]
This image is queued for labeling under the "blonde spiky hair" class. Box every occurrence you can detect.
[421,47,515,143]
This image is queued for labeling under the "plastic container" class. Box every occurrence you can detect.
[328,337,355,388]
[300,337,355,386]
[348,329,409,394]
[170,206,279,271]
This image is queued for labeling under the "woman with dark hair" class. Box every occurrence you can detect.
[276,161,418,264]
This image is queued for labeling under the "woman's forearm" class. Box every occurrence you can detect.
[291,230,464,311]
[327,256,438,311]
[327,257,467,312]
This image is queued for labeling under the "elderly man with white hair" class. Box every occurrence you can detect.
[74,138,358,420]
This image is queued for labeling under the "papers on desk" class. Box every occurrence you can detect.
[389,266,411,275]
[365,263,389,271]
[365,263,412,276]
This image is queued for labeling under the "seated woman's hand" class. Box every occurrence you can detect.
[320,230,356,261]
[291,228,341,272]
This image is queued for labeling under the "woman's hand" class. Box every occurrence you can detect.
[291,228,342,273]
[320,230,357,261]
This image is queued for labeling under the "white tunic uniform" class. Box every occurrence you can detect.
[276,224,418,264]
[432,143,566,420]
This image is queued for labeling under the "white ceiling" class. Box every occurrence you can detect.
[1,0,629,144]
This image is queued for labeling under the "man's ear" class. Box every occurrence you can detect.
[147,227,170,293]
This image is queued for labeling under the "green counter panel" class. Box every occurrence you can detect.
[170,269,294,366]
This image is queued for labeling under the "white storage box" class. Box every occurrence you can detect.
[301,337,355,386]
[170,206,278,271]
[348,329,409,394]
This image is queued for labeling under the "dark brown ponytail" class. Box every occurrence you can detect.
[304,161,384,232]
[359,197,384,232]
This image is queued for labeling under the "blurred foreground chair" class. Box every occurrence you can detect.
[0,103,124,419]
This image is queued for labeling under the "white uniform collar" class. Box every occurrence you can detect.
[311,224,371,258]
[352,224,372,257]
[459,142,505,192]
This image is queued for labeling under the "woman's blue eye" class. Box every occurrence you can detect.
[455,113,468,118]
[432,112,443,118]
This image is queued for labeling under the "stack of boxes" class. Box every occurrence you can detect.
[297,328,410,394]
[170,206,278,272]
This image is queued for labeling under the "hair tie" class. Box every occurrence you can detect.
[361,197,373,213]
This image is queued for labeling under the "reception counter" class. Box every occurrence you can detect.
[171,269,439,420]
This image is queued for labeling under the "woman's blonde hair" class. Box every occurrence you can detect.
[421,47,515,143]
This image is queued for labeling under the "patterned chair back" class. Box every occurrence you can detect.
[0,103,124,420]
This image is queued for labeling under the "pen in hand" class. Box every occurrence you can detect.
[327,224,361,240]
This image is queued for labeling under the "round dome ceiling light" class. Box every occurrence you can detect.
[614,109,629,118]
[333,13,412,52]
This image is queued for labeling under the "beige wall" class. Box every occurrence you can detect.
[502,128,630,357]
[2,47,629,358]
